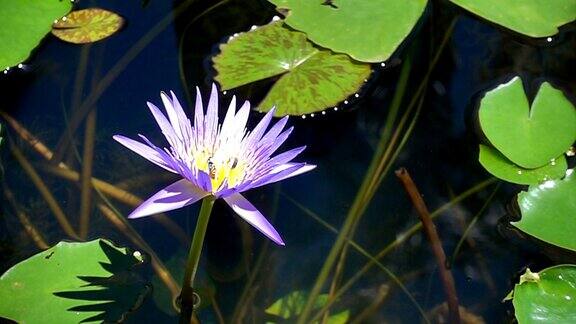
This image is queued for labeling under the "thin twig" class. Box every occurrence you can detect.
[9,143,80,240]
[395,168,460,324]
[79,110,97,239]
[2,184,50,249]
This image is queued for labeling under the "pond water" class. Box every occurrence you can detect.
[1,0,575,323]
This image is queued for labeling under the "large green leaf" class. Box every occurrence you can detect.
[450,0,576,38]
[509,265,576,323]
[0,0,72,69]
[265,290,348,323]
[478,77,576,169]
[478,145,567,185]
[0,239,149,323]
[268,0,427,62]
[512,170,576,251]
[213,22,371,116]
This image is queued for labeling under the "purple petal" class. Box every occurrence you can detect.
[205,84,219,146]
[160,91,188,140]
[251,163,316,189]
[223,193,284,245]
[147,102,179,146]
[260,116,288,145]
[220,95,237,137]
[194,87,204,138]
[196,170,213,193]
[244,108,275,148]
[129,179,208,219]
[113,135,176,173]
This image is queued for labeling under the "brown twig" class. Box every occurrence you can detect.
[2,185,50,249]
[79,110,97,239]
[395,168,461,324]
[10,143,80,240]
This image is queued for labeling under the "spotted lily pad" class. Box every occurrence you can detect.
[0,239,149,323]
[478,77,576,169]
[268,0,427,63]
[0,0,72,69]
[213,22,371,116]
[265,291,348,323]
[479,145,567,185]
[52,8,124,44]
[512,170,576,251]
[509,265,576,323]
[450,0,576,38]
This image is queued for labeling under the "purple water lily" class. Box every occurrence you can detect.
[113,84,315,245]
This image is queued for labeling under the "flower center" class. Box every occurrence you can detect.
[193,151,244,191]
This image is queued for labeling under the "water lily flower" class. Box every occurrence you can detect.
[113,84,315,245]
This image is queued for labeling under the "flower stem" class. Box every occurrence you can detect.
[180,196,215,323]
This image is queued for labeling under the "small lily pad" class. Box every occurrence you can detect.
[0,0,72,69]
[478,77,576,169]
[213,22,371,116]
[512,170,576,252]
[265,290,348,323]
[52,8,124,44]
[449,0,576,38]
[479,145,567,185]
[268,0,427,62]
[0,239,149,323]
[509,265,576,323]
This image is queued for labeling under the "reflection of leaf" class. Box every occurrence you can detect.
[510,265,576,323]
[478,145,567,185]
[0,0,72,69]
[449,0,576,37]
[478,77,576,169]
[268,0,427,62]
[213,22,371,116]
[512,170,576,252]
[0,239,149,323]
[265,291,348,323]
[52,8,124,44]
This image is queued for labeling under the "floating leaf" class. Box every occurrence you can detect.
[52,8,124,44]
[267,0,427,62]
[265,290,348,323]
[478,77,576,169]
[478,145,567,185]
[449,0,576,38]
[213,22,371,116]
[0,0,72,69]
[0,239,149,323]
[512,170,576,251]
[509,265,576,323]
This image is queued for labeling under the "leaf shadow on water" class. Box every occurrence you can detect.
[52,240,151,323]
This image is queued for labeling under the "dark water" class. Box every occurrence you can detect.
[1,0,575,323]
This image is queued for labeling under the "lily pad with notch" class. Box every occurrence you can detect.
[512,170,576,252]
[267,0,427,63]
[478,77,576,169]
[213,21,371,116]
[0,239,149,323]
[508,265,576,323]
[478,145,567,185]
[52,8,124,44]
[0,0,72,69]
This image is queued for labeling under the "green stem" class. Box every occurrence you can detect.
[180,196,215,323]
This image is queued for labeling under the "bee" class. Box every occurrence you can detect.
[207,157,216,179]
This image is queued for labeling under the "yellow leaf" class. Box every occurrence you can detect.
[51,8,124,44]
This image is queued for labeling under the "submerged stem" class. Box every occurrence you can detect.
[180,196,215,323]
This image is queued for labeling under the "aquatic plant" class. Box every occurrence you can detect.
[113,85,314,319]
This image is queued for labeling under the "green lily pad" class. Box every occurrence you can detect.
[265,291,348,323]
[0,239,149,323]
[268,0,427,62]
[0,0,72,69]
[213,22,371,116]
[479,145,567,185]
[512,170,576,251]
[478,77,576,169]
[52,8,124,44]
[449,0,576,38]
[509,265,576,323]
